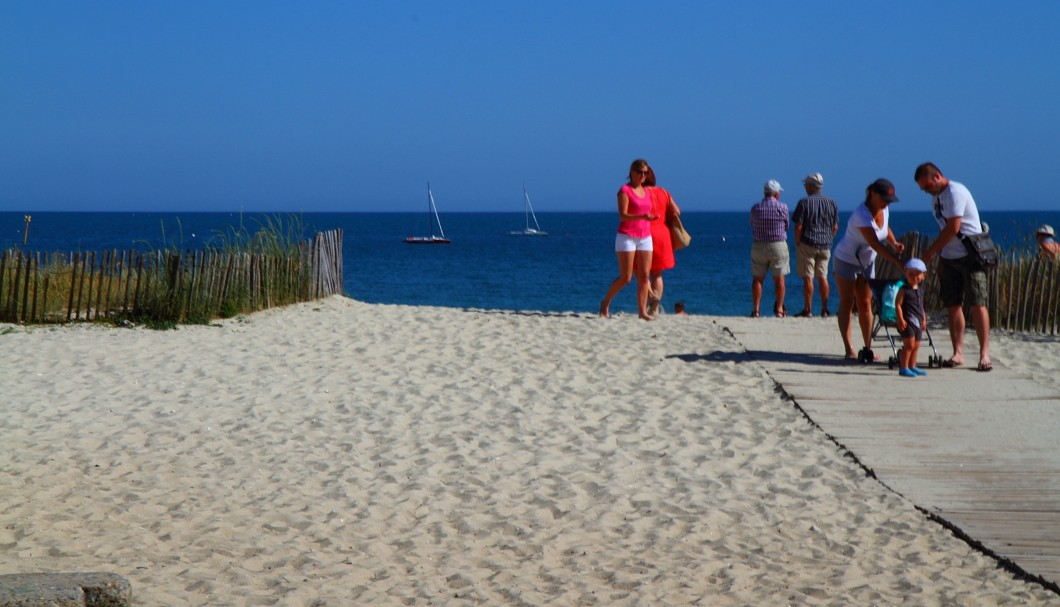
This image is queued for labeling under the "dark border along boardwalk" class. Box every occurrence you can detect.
[717,316,1060,594]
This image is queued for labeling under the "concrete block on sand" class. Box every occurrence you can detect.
[0,573,131,607]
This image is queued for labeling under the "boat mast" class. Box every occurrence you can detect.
[525,185,540,231]
[428,183,445,239]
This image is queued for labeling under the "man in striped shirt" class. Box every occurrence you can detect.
[792,172,839,317]
[749,179,790,317]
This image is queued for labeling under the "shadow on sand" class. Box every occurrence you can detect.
[667,349,870,369]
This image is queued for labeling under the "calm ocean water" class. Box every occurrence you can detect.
[3,210,1057,317]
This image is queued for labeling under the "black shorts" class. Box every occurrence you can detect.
[899,323,922,341]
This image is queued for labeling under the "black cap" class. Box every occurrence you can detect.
[867,178,899,203]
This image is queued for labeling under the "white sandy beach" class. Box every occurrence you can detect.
[2,295,1057,606]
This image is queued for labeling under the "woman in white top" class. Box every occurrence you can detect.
[832,179,906,361]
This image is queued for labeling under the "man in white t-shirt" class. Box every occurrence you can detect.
[915,162,991,372]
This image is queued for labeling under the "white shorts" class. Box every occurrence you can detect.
[615,234,653,252]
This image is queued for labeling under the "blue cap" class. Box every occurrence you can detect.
[905,258,927,272]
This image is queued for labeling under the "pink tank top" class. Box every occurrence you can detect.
[618,185,652,238]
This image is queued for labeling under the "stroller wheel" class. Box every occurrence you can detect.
[888,357,897,370]
[858,347,874,364]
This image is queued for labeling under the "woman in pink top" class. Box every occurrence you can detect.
[599,158,658,320]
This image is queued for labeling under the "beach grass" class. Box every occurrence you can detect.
[1,215,342,327]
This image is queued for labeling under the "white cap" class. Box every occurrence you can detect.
[1037,224,1055,237]
[764,179,783,193]
[802,172,824,186]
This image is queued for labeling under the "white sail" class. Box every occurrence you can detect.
[405,182,451,244]
[509,185,547,236]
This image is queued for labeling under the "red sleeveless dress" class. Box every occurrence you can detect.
[648,187,675,271]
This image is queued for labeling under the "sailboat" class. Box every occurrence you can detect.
[509,185,547,236]
[404,183,451,244]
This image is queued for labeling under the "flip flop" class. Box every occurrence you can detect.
[750,311,761,318]
[941,359,962,368]
[977,362,993,372]
[794,309,813,318]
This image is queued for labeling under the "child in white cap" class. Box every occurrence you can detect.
[895,258,928,377]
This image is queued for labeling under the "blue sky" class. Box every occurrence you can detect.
[3,1,1058,213]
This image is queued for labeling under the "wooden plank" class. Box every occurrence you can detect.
[722,316,1060,590]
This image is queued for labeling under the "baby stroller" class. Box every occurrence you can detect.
[862,276,943,369]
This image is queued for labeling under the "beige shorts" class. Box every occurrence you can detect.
[796,242,831,278]
[751,241,790,278]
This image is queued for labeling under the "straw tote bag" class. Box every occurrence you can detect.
[668,214,691,250]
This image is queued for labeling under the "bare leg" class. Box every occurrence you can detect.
[900,337,915,369]
[909,338,921,369]
[835,274,857,358]
[773,274,786,316]
[970,304,991,366]
[817,273,831,314]
[946,304,966,364]
[635,250,653,320]
[600,251,635,318]
[855,276,874,354]
[647,271,663,317]
[650,272,664,302]
[801,276,813,313]
[751,275,764,316]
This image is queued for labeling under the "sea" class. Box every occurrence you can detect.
[3,210,1057,317]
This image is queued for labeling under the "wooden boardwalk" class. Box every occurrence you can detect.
[718,316,1060,593]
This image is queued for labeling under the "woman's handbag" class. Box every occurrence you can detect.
[668,214,691,250]
[960,231,999,269]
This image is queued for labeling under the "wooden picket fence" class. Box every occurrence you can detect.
[0,229,343,325]
[988,253,1060,333]
[876,232,1060,334]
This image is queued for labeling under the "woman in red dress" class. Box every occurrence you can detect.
[644,165,682,317]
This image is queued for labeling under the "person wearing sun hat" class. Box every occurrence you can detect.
[792,172,839,318]
[749,179,790,318]
[1036,224,1059,260]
